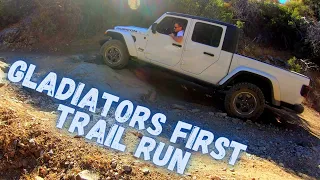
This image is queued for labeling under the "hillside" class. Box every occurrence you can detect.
[0,55,319,179]
[0,1,320,179]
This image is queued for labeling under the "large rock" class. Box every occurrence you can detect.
[110,161,117,169]
[35,176,44,180]
[172,104,186,110]
[190,109,200,113]
[0,61,8,85]
[215,112,227,117]
[142,168,150,175]
[123,165,132,174]
[76,170,100,180]
[148,90,157,102]
[0,28,21,44]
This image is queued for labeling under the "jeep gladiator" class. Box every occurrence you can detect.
[99,12,311,120]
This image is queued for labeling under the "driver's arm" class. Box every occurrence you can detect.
[169,34,183,43]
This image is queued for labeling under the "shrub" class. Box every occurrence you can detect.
[288,57,302,73]
[236,20,245,29]
[31,0,82,36]
[174,0,233,22]
[0,0,35,30]
[306,22,320,59]
[0,1,3,18]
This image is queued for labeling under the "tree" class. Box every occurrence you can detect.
[304,0,320,20]
[173,0,233,22]
[307,22,320,58]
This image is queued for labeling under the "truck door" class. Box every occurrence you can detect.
[181,20,226,74]
[144,16,189,67]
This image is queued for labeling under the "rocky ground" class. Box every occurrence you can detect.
[0,53,319,180]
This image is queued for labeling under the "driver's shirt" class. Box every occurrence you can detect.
[177,30,184,37]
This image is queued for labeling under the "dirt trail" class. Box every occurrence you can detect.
[0,53,319,180]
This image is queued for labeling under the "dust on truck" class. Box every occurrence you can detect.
[99,12,311,120]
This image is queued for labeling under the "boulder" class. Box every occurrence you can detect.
[76,170,100,180]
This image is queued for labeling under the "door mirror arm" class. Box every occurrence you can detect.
[151,23,158,34]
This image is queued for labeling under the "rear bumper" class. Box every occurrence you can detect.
[292,104,304,114]
[282,102,304,114]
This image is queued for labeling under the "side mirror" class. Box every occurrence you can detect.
[151,23,158,34]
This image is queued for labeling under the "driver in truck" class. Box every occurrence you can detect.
[169,22,184,43]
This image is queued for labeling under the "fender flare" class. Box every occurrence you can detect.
[105,30,138,57]
[219,66,281,106]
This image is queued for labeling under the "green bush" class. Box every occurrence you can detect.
[288,57,302,73]
[174,0,233,22]
[236,20,245,29]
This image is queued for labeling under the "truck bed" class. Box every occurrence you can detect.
[228,54,310,105]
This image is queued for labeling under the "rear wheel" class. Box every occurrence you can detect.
[100,39,129,69]
[224,83,265,120]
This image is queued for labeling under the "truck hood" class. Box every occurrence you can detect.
[114,26,148,34]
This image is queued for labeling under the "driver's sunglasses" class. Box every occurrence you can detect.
[174,26,180,29]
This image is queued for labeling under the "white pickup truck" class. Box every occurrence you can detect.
[99,12,310,120]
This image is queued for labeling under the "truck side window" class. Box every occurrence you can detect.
[192,22,223,47]
[157,17,188,35]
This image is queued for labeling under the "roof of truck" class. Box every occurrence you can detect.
[166,12,237,29]
[166,12,239,53]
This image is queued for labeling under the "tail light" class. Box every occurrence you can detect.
[300,85,311,97]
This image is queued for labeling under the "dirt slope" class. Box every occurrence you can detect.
[0,55,319,180]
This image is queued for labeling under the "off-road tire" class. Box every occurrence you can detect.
[224,83,265,120]
[100,39,129,69]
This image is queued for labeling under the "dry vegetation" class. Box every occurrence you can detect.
[304,71,320,111]
[0,84,179,180]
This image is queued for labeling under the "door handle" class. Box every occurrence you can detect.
[172,43,182,48]
[204,52,215,57]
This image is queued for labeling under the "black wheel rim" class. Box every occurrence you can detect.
[105,46,122,64]
[233,92,257,116]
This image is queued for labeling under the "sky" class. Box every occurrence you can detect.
[279,0,287,3]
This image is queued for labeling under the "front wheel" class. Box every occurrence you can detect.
[224,83,265,120]
[100,39,129,69]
